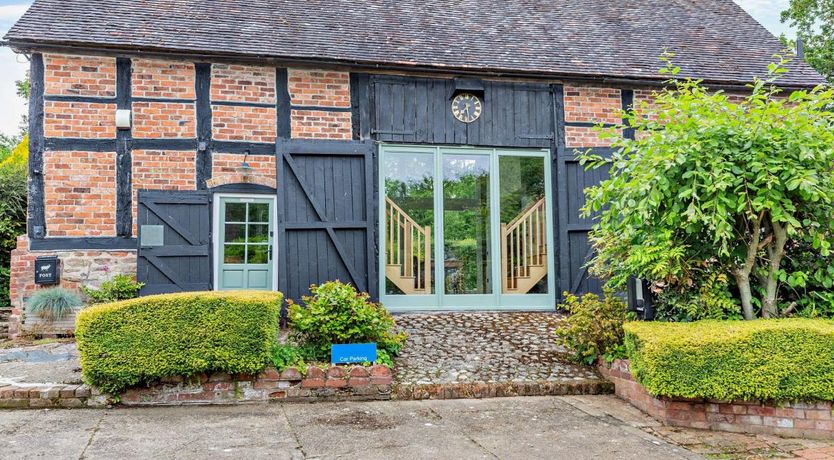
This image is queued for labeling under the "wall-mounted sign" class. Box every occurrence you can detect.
[34,256,59,285]
[140,225,164,247]
[331,343,378,364]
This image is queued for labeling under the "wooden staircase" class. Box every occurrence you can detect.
[385,198,432,295]
[501,197,548,294]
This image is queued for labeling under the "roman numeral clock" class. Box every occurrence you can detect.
[451,93,483,123]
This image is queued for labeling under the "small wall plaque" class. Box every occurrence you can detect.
[331,343,378,364]
[140,225,165,247]
[34,256,59,285]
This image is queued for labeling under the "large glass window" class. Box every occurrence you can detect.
[381,146,552,310]
[383,152,435,295]
[443,154,492,295]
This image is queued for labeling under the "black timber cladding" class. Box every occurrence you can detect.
[276,139,377,302]
[115,57,133,236]
[27,53,45,240]
[137,190,211,295]
[371,76,553,148]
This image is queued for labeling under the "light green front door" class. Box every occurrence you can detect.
[218,197,274,290]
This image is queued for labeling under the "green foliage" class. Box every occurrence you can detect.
[25,288,81,321]
[654,270,742,322]
[0,136,28,308]
[555,289,629,364]
[76,291,282,394]
[82,274,144,304]
[581,56,834,319]
[624,319,834,401]
[781,0,834,82]
[288,281,406,363]
[781,239,834,318]
[270,343,307,373]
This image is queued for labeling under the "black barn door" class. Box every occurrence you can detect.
[137,190,212,295]
[276,139,377,302]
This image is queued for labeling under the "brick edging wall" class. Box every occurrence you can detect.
[1,365,393,409]
[599,359,834,440]
[0,383,106,409]
[120,365,393,406]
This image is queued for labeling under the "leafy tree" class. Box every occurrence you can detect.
[0,136,28,307]
[581,56,834,320]
[781,0,834,82]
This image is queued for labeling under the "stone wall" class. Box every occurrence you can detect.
[8,236,136,337]
[599,359,834,440]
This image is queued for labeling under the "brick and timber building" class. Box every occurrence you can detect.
[1,0,825,335]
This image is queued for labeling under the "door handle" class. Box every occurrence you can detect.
[269,246,273,261]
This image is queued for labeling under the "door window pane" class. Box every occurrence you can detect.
[224,224,246,243]
[443,154,491,295]
[248,203,270,223]
[248,224,269,243]
[224,244,245,264]
[225,203,246,222]
[383,153,435,295]
[247,245,269,264]
[499,156,548,294]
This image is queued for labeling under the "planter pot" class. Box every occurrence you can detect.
[22,306,83,336]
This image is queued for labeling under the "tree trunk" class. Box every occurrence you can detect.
[761,221,788,318]
[734,213,764,320]
[734,271,755,320]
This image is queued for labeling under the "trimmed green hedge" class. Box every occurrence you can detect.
[624,319,834,402]
[76,291,282,394]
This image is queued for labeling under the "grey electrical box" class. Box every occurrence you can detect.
[140,225,165,247]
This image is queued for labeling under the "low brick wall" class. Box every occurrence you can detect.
[1,366,393,409]
[120,365,393,406]
[0,383,107,409]
[395,379,612,400]
[599,359,834,440]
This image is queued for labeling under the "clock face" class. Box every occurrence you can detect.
[451,93,482,123]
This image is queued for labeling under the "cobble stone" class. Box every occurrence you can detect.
[393,312,603,386]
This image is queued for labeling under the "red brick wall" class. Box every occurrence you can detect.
[131,150,197,234]
[43,151,117,237]
[132,59,196,99]
[599,360,834,440]
[211,105,276,143]
[211,64,276,104]
[288,69,351,108]
[208,153,276,189]
[291,109,352,140]
[563,85,623,148]
[43,54,116,97]
[44,101,117,139]
[132,102,196,139]
[288,68,352,140]
[209,64,277,144]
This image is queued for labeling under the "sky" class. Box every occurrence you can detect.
[0,0,796,138]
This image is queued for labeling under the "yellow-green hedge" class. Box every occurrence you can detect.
[76,291,282,394]
[624,319,834,402]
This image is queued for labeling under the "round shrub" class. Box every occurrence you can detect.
[288,281,406,364]
[76,291,282,394]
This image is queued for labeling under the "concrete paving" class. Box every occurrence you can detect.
[0,396,700,460]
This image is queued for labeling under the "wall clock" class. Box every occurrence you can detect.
[451,93,483,123]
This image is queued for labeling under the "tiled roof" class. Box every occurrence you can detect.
[3,0,825,87]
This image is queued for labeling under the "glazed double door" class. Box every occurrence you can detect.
[380,145,555,311]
